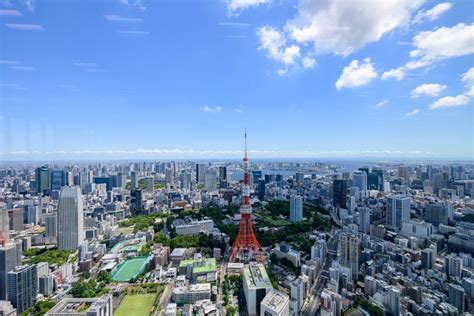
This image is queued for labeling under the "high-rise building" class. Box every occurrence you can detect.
[333,179,348,208]
[51,170,66,191]
[243,263,273,316]
[35,166,51,194]
[7,264,37,313]
[358,207,371,234]
[290,275,307,314]
[295,172,304,185]
[260,289,290,316]
[424,202,452,226]
[58,186,84,251]
[204,171,217,191]
[218,166,227,181]
[386,195,410,229]
[94,177,113,191]
[258,179,266,201]
[8,208,24,232]
[44,213,57,240]
[0,203,9,246]
[195,163,206,183]
[339,234,360,280]
[352,171,367,197]
[130,189,143,215]
[448,284,466,312]
[289,195,303,222]
[179,172,191,191]
[0,242,22,300]
[445,254,463,279]
[165,168,174,186]
[130,171,138,191]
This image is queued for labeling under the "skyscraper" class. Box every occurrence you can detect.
[339,234,360,280]
[352,171,367,197]
[258,179,266,201]
[0,241,22,300]
[386,195,411,229]
[130,189,143,215]
[218,166,227,181]
[130,171,138,191]
[333,179,348,208]
[195,163,206,183]
[179,172,191,190]
[204,171,217,191]
[51,170,66,191]
[58,186,84,251]
[289,195,303,222]
[7,264,37,314]
[0,203,9,246]
[35,166,51,194]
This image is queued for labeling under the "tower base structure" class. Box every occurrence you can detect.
[229,213,265,263]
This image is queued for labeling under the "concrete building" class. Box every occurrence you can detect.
[289,195,303,223]
[243,263,273,316]
[0,300,16,316]
[175,219,214,236]
[204,171,217,191]
[172,283,211,304]
[401,219,433,239]
[0,242,22,300]
[386,195,411,229]
[260,289,289,316]
[339,234,360,280]
[272,244,301,267]
[46,294,113,316]
[8,264,37,314]
[58,186,84,251]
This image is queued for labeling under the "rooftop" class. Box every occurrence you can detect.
[243,263,272,289]
[261,289,289,313]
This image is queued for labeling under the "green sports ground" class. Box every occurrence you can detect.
[111,256,148,282]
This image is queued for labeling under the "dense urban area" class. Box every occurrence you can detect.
[0,156,473,316]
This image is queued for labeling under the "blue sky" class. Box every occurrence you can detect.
[0,0,473,160]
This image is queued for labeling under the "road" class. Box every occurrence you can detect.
[302,230,340,316]
[158,280,174,313]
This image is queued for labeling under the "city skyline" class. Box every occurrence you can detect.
[1,0,473,160]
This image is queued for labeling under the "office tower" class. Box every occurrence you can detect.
[339,234,360,280]
[311,239,327,261]
[352,171,367,197]
[258,179,266,201]
[25,205,40,226]
[424,202,452,226]
[230,131,264,263]
[218,166,227,181]
[289,195,303,222]
[0,203,9,245]
[421,248,434,270]
[35,166,51,194]
[7,264,37,313]
[51,170,66,191]
[387,286,401,316]
[130,189,143,215]
[242,263,273,316]
[39,274,54,296]
[398,166,410,182]
[117,172,125,189]
[290,276,307,314]
[333,179,348,208]
[179,172,191,190]
[448,284,465,312]
[8,208,24,232]
[165,168,174,186]
[130,171,138,190]
[295,172,304,185]
[275,174,283,183]
[195,163,206,183]
[359,167,369,175]
[358,207,371,234]
[260,289,290,316]
[146,177,154,192]
[58,186,84,251]
[94,177,112,191]
[386,195,411,229]
[204,171,217,191]
[445,254,463,279]
[44,213,57,239]
[252,170,263,184]
[0,242,22,300]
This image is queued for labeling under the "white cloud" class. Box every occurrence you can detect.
[218,22,250,27]
[406,109,420,116]
[302,56,316,69]
[376,100,388,108]
[461,67,474,97]
[430,95,469,109]
[257,26,286,61]
[411,83,447,98]
[335,58,377,90]
[104,15,142,22]
[413,2,453,24]
[228,0,270,15]
[225,35,248,39]
[0,9,23,16]
[0,60,21,65]
[5,23,44,30]
[72,62,98,67]
[404,60,429,70]
[10,66,35,71]
[24,0,35,12]
[381,67,405,80]
[409,23,474,66]
[285,0,423,57]
[281,45,300,65]
[233,108,243,113]
[201,106,222,112]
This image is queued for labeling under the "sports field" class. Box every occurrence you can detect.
[115,293,156,316]
[111,257,147,282]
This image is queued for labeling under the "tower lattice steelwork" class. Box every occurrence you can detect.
[229,130,265,263]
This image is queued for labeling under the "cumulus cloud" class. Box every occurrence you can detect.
[233,108,243,113]
[376,100,388,108]
[381,67,405,80]
[413,2,453,24]
[285,0,423,57]
[228,0,270,15]
[409,23,474,66]
[0,9,23,16]
[104,15,142,22]
[406,109,420,116]
[302,56,316,69]
[411,83,447,98]
[461,67,474,97]
[429,95,469,109]
[335,58,377,90]
[201,106,222,112]
[5,23,44,30]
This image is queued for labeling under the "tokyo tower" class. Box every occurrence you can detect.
[229,130,265,263]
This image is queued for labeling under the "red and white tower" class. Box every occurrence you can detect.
[229,130,265,263]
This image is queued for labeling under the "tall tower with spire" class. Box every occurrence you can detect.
[229,129,265,263]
